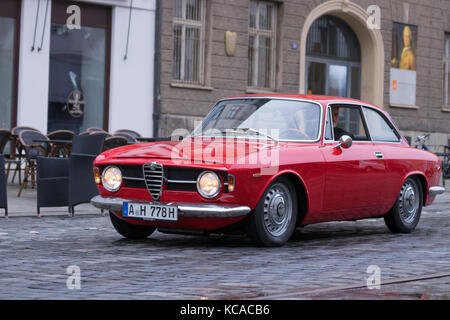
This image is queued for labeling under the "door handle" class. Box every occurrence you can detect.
[375,152,383,159]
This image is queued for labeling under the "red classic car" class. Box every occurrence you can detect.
[91,95,445,246]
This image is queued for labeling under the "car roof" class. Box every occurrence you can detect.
[224,93,384,112]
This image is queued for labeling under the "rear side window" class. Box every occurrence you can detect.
[362,107,400,142]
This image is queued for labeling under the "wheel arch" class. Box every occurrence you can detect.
[267,171,309,226]
[401,172,428,206]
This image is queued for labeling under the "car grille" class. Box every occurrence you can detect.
[113,165,228,194]
[143,162,164,200]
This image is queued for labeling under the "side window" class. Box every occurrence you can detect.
[362,107,400,142]
[324,108,333,140]
[330,105,369,141]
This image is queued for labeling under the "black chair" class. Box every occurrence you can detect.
[0,155,7,217]
[36,134,105,217]
[0,130,11,154]
[103,136,129,151]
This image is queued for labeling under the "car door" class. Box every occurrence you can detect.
[320,104,387,220]
[361,106,404,211]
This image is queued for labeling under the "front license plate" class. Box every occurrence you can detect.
[123,202,178,221]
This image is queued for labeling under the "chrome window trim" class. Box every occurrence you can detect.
[325,101,404,145]
[202,96,324,143]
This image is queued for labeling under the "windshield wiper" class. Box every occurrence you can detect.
[228,127,278,143]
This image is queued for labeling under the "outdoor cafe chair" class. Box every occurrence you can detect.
[0,154,7,217]
[36,134,104,217]
[0,129,11,154]
[47,130,74,157]
[7,126,41,184]
[17,130,49,197]
[112,132,137,143]
[103,136,129,151]
[113,129,141,139]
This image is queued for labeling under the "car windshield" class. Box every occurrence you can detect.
[190,98,322,141]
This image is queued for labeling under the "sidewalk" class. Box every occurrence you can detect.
[3,181,101,218]
[2,179,449,218]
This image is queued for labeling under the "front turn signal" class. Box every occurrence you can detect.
[94,167,101,184]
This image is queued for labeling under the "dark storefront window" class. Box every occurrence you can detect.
[48,1,110,134]
[306,15,361,99]
[0,0,20,130]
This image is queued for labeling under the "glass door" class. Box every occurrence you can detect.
[47,1,111,134]
[0,0,20,130]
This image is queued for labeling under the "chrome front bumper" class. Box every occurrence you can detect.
[90,195,252,218]
[429,186,446,196]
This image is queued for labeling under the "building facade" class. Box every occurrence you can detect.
[0,0,156,136]
[157,0,450,147]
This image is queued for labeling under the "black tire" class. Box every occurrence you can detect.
[246,177,298,247]
[384,176,423,233]
[109,211,156,239]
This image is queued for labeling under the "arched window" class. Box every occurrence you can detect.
[306,15,361,99]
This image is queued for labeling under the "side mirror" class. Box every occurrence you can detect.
[335,135,352,149]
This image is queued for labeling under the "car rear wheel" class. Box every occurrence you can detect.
[109,211,156,239]
[384,176,422,233]
[246,177,297,247]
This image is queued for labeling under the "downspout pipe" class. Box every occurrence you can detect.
[152,0,162,138]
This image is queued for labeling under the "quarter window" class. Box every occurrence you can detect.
[362,107,400,142]
[173,0,205,84]
[248,1,277,90]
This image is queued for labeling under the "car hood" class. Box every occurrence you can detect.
[105,138,281,165]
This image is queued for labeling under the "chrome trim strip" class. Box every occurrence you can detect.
[90,195,251,218]
[167,179,197,184]
[123,176,145,181]
[429,186,445,196]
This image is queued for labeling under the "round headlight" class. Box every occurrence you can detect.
[101,166,122,192]
[197,171,221,198]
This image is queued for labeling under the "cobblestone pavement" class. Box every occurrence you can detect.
[0,184,449,300]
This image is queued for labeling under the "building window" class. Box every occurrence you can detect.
[248,1,277,90]
[172,0,205,85]
[444,33,450,107]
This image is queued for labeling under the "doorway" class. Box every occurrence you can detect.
[305,15,361,99]
[47,1,111,134]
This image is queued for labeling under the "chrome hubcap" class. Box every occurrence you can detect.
[399,180,419,224]
[263,184,292,237]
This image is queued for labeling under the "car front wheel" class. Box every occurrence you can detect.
[384,176,423,233]
[109,211,156,239]
[246,177,298,247]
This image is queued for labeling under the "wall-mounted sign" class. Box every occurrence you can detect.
[225,31,237,57]
[67,90,85,118]
[390,22,418,106]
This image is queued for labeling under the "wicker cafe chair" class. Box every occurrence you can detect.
[103,136,129,151]
[7,126,41,183]
[0,155,7,217]
[17,130,49,197]
[47,130,74,157]
[36,134,105,216]
[86,127,104,133]
[112,132,137,143]
[113,129,141,139]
